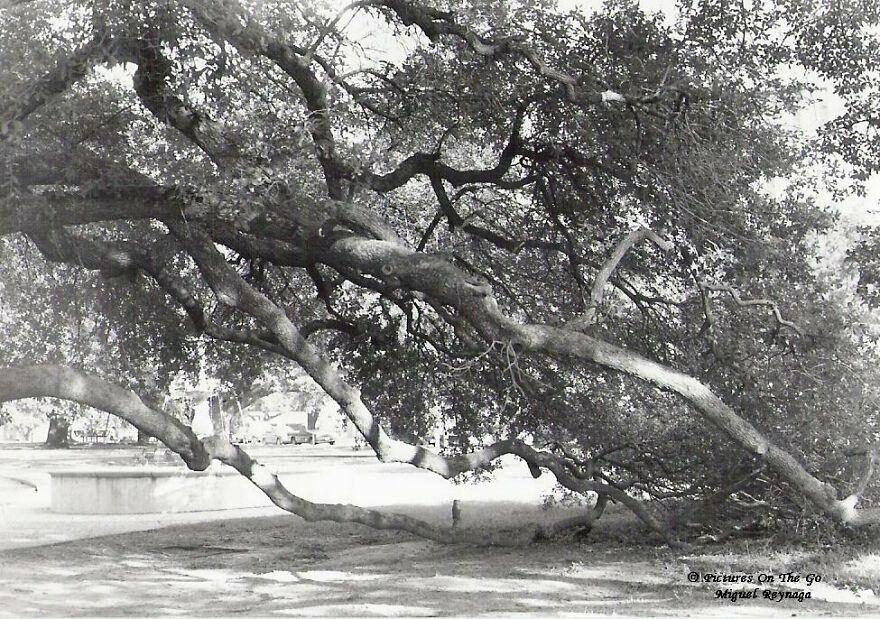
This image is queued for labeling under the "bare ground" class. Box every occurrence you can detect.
[0,445,878,617]
[0,504,878,618]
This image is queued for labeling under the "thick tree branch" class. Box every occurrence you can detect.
[24,224,292,359]
[307,233,880,527]
[357,107,527,193]
[566,227,673,331]
[0,365,210,469]
[1,38,107,129]
[110,36,241,169]
[0,364,542,546]
[202,436,547,546]
[181,0,343,197]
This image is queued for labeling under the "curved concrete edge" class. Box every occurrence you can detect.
[48,466,241,479]
[49,466,272,514]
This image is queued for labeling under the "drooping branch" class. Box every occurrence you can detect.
[0,364,544,546]
[162,217,677,540]
[0,365,210,469]
[15,167,872,528]
[201,436,547,546]
[8,193,674,541]
[305,233,880,527]
[21,216,674,540]
[167,217,441,463]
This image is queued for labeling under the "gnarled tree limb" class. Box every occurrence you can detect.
[566,227,674,331]
[702,283,805,336]
[0,364,546,546]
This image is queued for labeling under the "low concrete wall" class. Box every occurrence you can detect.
[49,466,272,514]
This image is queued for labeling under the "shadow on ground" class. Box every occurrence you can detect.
[0,504,876,617]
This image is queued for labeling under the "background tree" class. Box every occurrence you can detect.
[0,0,878,544]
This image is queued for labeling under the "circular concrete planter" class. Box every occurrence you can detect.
[49,466,272,514]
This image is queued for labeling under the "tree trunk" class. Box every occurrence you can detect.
[208,394,226,438]
[136,429,151,445]
[45,414,69,448]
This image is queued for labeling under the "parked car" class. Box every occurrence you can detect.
[312,432,336,445]
[263,425,336,445]
[287,424,314,445]
[262,429,286,445]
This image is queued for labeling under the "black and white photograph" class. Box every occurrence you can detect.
[0,0,878,616]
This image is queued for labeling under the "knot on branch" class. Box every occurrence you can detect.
[462,275,492,297]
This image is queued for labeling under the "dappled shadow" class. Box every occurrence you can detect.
[0,509,873,617]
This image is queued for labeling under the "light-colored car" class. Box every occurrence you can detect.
[263,425,336,445]
[288,427,336,445]
[262,429,285,445]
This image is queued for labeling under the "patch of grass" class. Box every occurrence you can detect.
[670,529,880,593]
[788,542,880,592]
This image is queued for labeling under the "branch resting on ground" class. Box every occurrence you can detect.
[0,364,606,547]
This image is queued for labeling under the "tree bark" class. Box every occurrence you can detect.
[208,394,226,438]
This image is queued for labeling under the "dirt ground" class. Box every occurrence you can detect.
[1,444,878,617]
[1,506,878,617]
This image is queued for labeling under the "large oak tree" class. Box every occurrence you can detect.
[1,0,879,544]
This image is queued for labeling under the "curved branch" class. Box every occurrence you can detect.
[181,0,343,196]
[0,365,535,546]
[566,227,674,331]
[112,36,241,168]
[201,437,539,546]
[364,0,650,108]
[358,105,527,193]
[0,365,210,469]
[594,228,673,293]
[702,284,805,336]
[310,234,880,527]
